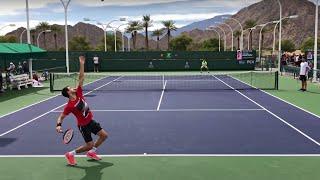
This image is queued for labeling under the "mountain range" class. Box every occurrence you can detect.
[4,0,318,51]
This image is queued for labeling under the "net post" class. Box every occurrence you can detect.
[162,75,165,90]
[49,73,54,92]
[275,71,279,90]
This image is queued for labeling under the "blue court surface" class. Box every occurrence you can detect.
[1,74,320,156]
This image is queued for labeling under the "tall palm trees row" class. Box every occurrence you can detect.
[126,15,177,50]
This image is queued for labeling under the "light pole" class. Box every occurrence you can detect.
[223,17,244,51]
[60,0,71,73]
[314,0,319,82]
[272,15,298,55]
[206,27,221,52]
[116,23,128,52]
[214,26,227,51]
[20,28,27,43]
[258,21,277,70]
[246,27,256,50]
[277,0,282,73]
[25,0,31,44]
[219,22,234,51]
[37,30,51,48]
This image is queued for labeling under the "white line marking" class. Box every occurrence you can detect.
[0,76,111,119]
[231,75,320,119]
[114,80,219,82]
[1,154,320,158]
[214,75,320,146]
[0,76,123,137]
[51,109,265,113]
[157,80,167,111]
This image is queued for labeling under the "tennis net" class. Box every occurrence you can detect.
[50,71,278,92]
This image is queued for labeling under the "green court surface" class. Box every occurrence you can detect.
[1,74,320,180]
[0,157,319,180]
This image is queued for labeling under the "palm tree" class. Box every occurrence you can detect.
[152,29,164,50]
[50,24,62,50]
[127,21,143,50]
[244,20,256,50]
[162,20,177,50]
[142,15,152,51]
[36,22,50,49]
[234,30,241,50]
[30,28,36,45]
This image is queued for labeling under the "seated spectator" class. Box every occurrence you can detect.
[7,62,16,75]
[32,72,43,87]
[22,61,29,73]
[17,62,23,75]
[0,67,4,93]
[41,69,49,81]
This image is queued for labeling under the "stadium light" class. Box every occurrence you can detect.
[217,22,234,51]
[20,28,27,43]
[245,27,256,50]
[272,15,298,55]
[116,23,129,52]
[222,17,244,51]
[257,21,277,68]
[314,0,319,82]
[213,25,227,51]
[206,27,221,52]
[37,30,52,48]
[277,0,282,73]
[60,0,71,74]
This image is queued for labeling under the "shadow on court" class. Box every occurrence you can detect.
[68,160,114,180]
[0,138,17,147]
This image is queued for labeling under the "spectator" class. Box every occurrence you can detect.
[7,62,16,75]
[17,62,23,74]
[93,55,99,72]
[0,66,4,93]
[22,61,29,73]
[42,69,49,81]
[299,58,310,92]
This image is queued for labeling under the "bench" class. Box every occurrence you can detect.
[9,74,33,90]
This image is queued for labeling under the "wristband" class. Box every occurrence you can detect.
[56,123,62,127]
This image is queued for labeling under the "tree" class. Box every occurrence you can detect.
[36,22,50,49]
[281,39,295,52]
[96,33,121,51]
[300,37,320,51]
[142,15,152,51]
[162,20,177,50]
[234,30,241,50]
[69,36,91,51]
[0,35,17,43]
[50,24,62,50]
[30,28,36,45]
[169,34,192,51]
[201,38,222,51]
[152,29,164,50]
[126,21,143,50]
[244,20,257,50]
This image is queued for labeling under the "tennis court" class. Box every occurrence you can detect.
[1,71,320,156]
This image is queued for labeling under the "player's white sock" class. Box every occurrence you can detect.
[90,147,97,152]
[70,150,76,155]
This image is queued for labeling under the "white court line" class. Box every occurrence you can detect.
[213,75,320,146]
[0,76,123,137]
[156,80,167,111]
[114,80,220,82]
[51,109,265,113]
[234,75,320,119]
[0,75,110,120]
[1,154,320,158]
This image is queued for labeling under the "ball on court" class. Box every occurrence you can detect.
[143,153,147,155]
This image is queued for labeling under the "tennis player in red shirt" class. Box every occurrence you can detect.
[56,56,108,166]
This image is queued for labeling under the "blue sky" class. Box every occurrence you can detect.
[0,0,264,35]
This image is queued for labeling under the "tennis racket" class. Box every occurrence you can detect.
[62,128,74,144]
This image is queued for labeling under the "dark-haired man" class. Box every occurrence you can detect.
[56,56,108,166]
